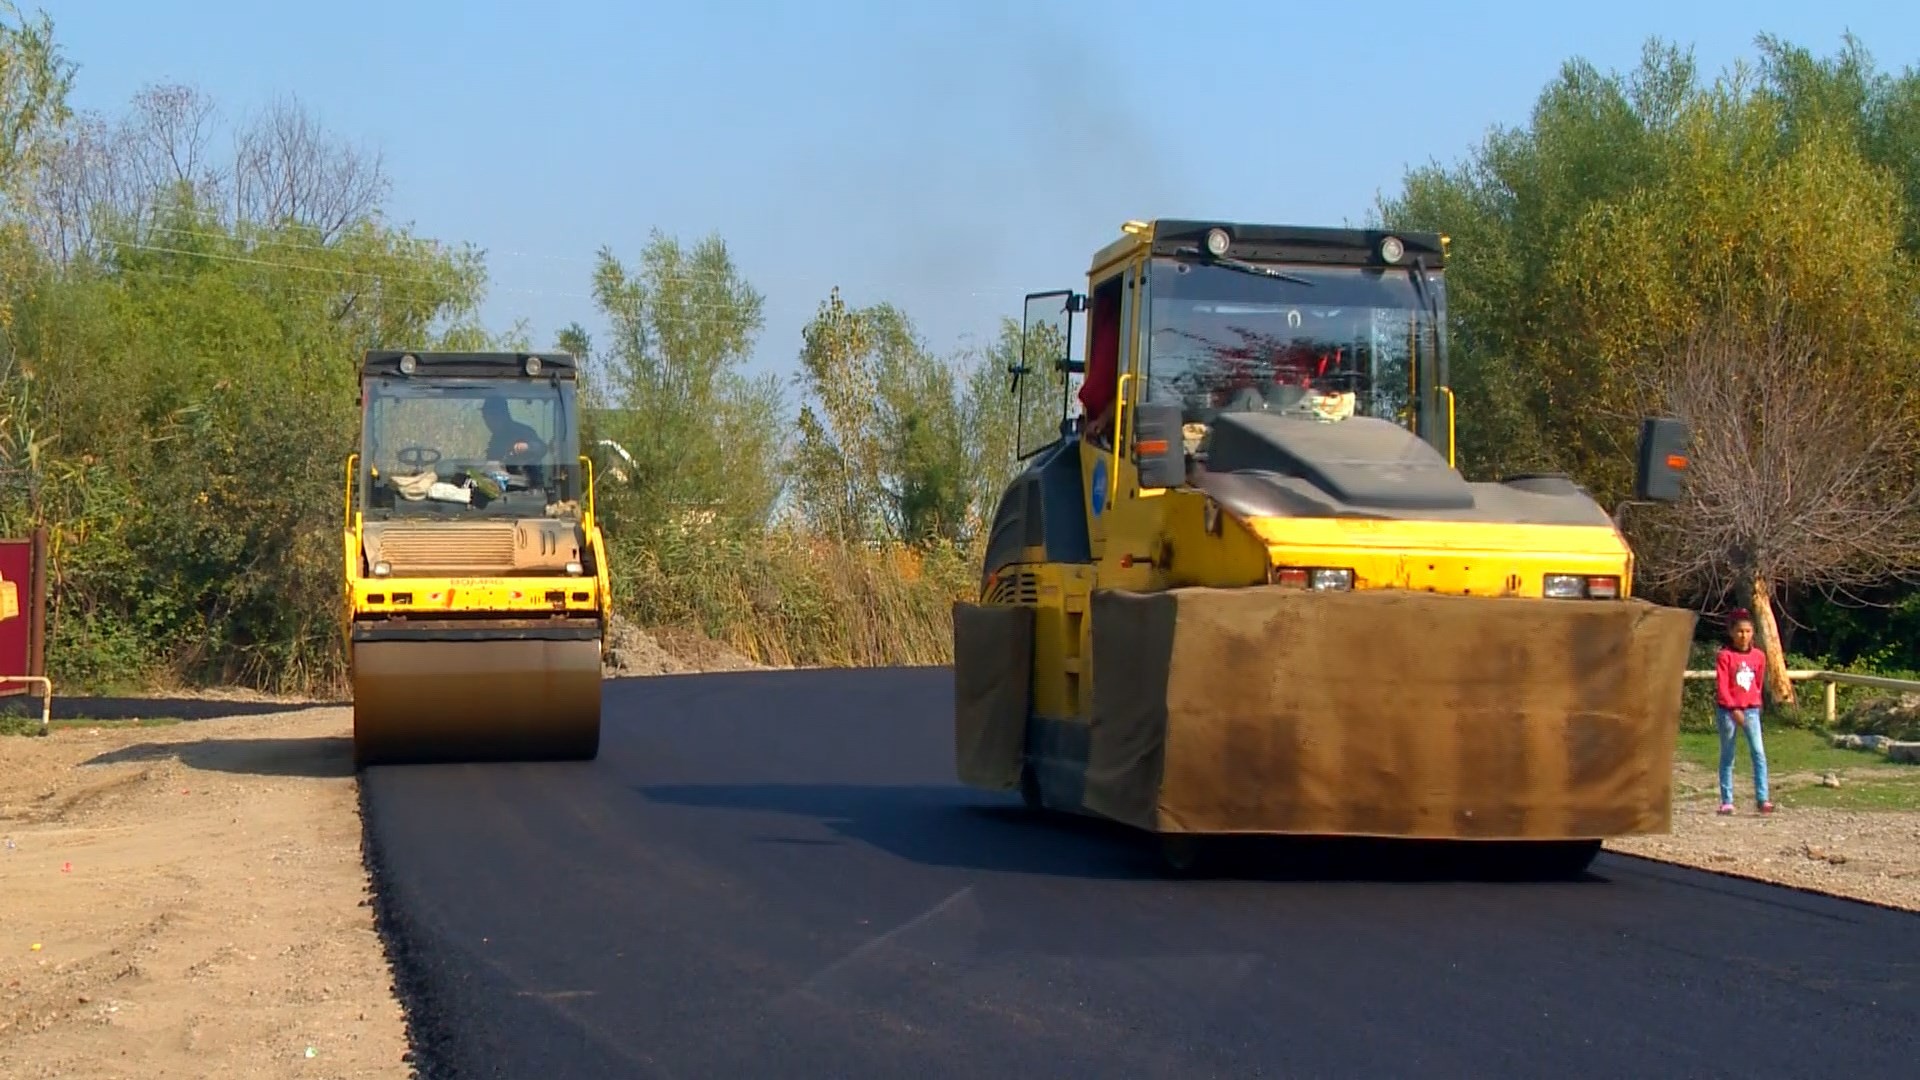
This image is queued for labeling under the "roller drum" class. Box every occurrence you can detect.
[351,629,602,767]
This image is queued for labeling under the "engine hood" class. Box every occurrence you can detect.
[1197,412,1615,529]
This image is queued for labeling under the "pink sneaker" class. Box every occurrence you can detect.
[1718,803,1735,815]
[1759,801,1774,815]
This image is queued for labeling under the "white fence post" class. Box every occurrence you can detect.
[0,675,53,734]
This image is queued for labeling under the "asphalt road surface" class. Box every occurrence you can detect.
[360,668,1920,1080]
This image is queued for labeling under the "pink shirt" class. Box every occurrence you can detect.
[1716,646,1764,709]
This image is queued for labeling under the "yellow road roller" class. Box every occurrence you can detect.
[953,219,1698,875]
[342,350,610,768]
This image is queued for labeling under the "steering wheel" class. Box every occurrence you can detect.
[397,446,443,470]
[1225,386,1272,412]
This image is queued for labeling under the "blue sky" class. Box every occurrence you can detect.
[36,0,1916,389]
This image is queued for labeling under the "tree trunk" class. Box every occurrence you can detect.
[1748,574,1798,707]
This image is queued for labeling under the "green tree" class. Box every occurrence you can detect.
[1376,36,1920,703]
[1752,34,1920,251]
[0,51,493,691]
[585,231,785,544]
[791,288,986,547]
[954,316,1027,539]
[791,286,886,541]
[0,1,72,328]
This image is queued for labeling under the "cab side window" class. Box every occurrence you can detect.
[1077,274,1124,446]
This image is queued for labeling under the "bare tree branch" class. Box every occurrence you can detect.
[25,82,394,269]
[1634,309,1920,598]
[1625,300,1920,701]
[231,94,387,242]
[24,110,115,261]
[119,82,225,210]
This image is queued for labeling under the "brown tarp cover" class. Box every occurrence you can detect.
[1085,586,1697,840]
[952,601,1032,790]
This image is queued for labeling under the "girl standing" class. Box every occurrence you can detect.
[1715,609,1773,815]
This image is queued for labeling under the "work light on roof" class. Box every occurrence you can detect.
[1379,236,1405,263]
[525,356,541,376]
[1205,228,1231,256]
[398,353,417,375]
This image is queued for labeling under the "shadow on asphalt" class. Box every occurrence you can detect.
[639,782,1611,884]
[83,736,354,778]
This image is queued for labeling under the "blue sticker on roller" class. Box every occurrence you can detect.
[1091,458,1108,517]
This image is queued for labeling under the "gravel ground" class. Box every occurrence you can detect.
[1608,759,1920,911]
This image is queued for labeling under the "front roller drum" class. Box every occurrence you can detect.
[351,635,602,767]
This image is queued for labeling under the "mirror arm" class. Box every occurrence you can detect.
[1610,499,1650,534]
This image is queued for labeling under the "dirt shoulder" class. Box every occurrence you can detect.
[1608,757,1920,912]
[0,706,411,1080]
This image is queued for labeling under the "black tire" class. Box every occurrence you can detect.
[1018,763,1044,811]
[1495,838,1602,880]
[1539,838,1603,877]
[1157,834,1206,877]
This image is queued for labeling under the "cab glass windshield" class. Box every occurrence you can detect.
[359,378,579,519]
[1142,257,1444,426]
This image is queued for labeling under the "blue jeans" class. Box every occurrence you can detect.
[1716,706,1769,805]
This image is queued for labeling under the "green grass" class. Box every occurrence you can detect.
[1783,776,1920,811]
[1675,725,1920,811]
[1676,727,1907,775]
[0,715,184,737]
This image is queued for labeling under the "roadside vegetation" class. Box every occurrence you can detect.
[0,9,1913,742]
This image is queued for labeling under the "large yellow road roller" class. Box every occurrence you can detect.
[954,219,1698,875]
[342,350,611,768]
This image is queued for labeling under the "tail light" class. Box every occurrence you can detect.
[1544,573,1621,599]
[1271,566,1354,591]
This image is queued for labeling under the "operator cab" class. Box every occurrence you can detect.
[356,351,582,520]
[1007,221,1451,502]
[1134,226,1447,471]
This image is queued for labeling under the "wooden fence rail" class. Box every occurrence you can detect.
[1681,669,1920,725]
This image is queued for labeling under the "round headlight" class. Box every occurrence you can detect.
[398,354,417,375]
[1380,236,1405,263]
[525,356,542,376]
[1205,228,1231,256]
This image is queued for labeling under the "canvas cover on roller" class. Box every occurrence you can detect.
[1084,586,1696,839]
[952,602,1033,790]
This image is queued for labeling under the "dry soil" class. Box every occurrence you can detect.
[0,705,411,1080]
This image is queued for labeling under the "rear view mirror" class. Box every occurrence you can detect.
[1132,402,1187,489]
[1634,416,1690,502]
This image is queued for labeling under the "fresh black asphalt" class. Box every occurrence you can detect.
[358,667,1920,1079]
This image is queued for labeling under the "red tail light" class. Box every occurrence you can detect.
[1269,566,1354,590]
[1546,573,1621,599]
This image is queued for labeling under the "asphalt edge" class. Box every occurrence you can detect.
[356,773,458,1080]
[1602,846,1920,917]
